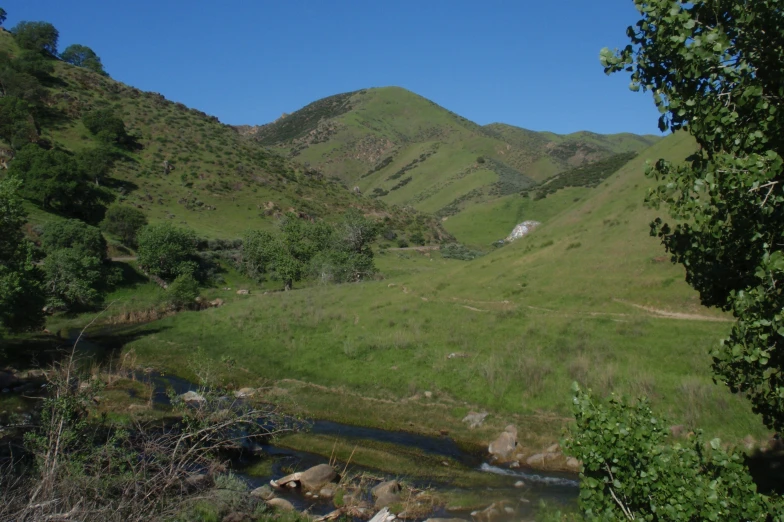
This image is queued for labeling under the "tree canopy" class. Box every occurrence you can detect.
[82,108,129,145]
[8,144,111,220]
[60,44,106,76]
[602,0,784,432]
[136,223,198,280]
[567,1,784,518]
[242,210,378,290]
[100,204,147,247]
[0,177,45,333]
[12,21,58,56]
[0,8,7,26]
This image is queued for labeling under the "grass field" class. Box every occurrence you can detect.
[98,131,771,450]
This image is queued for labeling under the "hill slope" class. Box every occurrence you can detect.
[240,87,660,218]
[0,32,445,242]
[125,131,770,447]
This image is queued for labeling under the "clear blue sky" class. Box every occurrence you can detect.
[3,1,662,135]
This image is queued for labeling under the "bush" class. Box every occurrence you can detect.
[166,272,199,309]
[100,205,147,247]
[82,108,128,144]
[41,219,106,259]
[440,243,485,261]
[397,239,409,248]
[565,385,780,520]
[137,223,197,280]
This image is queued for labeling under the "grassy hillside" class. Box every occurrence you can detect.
[118,131,771,448]
[0,32,445,242]
[240,87,660,220]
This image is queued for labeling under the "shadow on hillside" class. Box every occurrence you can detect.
[1,326,169,372]
[104,176,138,195]
[746,445,784,495]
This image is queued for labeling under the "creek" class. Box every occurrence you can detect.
[70,328,580,520]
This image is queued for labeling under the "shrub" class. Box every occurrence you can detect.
[100,205,147,247]
[136,223,197,280]
[166,272,199,309]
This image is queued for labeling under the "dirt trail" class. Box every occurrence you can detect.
[613,298,733,322]
[110,256,138,262]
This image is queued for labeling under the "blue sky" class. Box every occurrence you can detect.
[3,1,662,135]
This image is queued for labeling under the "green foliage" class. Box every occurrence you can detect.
[60,44,106,76]
[12,20,58,55]
[43,247,105,309]
[440,243,484,261]
[41,219,114,310]
[137,222,198,280]
[41,219,106,259]
[166,272,200,309]
[75,146,115,186]
[0,96,37,148]
[100,204,147,247]
[81,108,129,145]
[242,210,377,289]
[0,176,44,333]
[8,144,109,220]
[532,152,637,199]
[564,386,780,520]
[0,8,6,26]
[602,0,784,431]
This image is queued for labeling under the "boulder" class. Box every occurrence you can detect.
[371,480,401,499]
[374,492,402,509]
[266,498,295,511]
[488,425,517,461]
[526,453,546,467]
[300,464,338,492]
[210,298,225,308]
[179,391,206,404]
[319,485,336,499]
[462,411,488,429]
[565,457,581,472]
[546,443,560,453]
[250,484,275,500]
[236,289,250,295]
[424,519,467,522]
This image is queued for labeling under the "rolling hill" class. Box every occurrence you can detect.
[0,31,446,243]
[124,130,771,448]
[239,86,660,219]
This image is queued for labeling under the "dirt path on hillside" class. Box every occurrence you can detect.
[110,256,138,262]
[613,298,733,322]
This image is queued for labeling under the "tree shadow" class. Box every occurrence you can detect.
[1,325,169,372]
[745,444,784,495]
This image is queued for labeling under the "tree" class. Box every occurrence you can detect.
[40,220,113,310]
[60,44,106,76]
[0,177,45,333]
[43,248,104,309]
[41,219,106,260]
[136,223,197,280]
[0,8,6,26]
[76,146,114,186]
[601,0,784,431]
[81,108,128,145]
[0,96,37,149]
[565,1,784,518]
[8,144,110,220]
[100,204,147,247]
[12,21,58,55]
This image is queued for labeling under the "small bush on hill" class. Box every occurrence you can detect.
[440,243,485,261]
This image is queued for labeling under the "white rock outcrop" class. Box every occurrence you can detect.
[505,221,541,242]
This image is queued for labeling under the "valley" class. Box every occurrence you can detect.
[2,3,783,521]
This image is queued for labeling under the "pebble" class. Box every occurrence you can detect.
[514,480,525,488]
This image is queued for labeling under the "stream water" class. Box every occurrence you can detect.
[69,329,579,520]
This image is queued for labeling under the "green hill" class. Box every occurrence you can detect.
[0,32,445,242]
[240,86,660,219]
[124,131,770,448]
